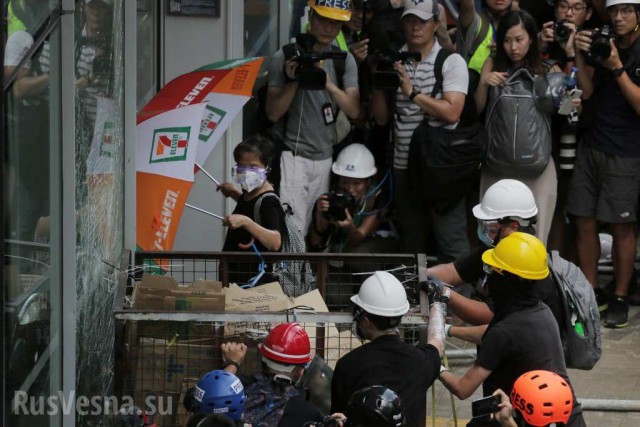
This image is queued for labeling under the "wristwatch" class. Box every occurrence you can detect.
[612,67,625,78]
[409,89,420,101]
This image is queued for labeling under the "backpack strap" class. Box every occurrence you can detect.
[430,48,454,98]
[469,16,490,61]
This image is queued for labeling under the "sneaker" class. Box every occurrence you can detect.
[603,297,629,329]
[594,288,609,312]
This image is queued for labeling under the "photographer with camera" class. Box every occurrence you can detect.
[331,271,447,427]
[308,144,393,260]
[567,0,640,328]
[266,0,360,236]
[539,1,594,67]
[370,0,470,259]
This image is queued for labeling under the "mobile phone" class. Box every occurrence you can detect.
[472,395,501,418]
[558,89,583,115]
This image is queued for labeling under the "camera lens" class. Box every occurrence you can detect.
[554,21,570,43]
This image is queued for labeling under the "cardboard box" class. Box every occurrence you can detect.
[133,275,225,311]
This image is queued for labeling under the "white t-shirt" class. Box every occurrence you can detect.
[393,40,469,170]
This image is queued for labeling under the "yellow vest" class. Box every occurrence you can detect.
[7,1,28,37]
[468,23,493,75]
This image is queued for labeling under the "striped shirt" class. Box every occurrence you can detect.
[393,40,468,170]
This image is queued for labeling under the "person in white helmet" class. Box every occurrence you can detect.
[331,271,447,427]
[426,179,563,333]
[567,0,640,328]
[308,143,394,257]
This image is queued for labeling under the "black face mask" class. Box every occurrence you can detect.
[486,272,539,322]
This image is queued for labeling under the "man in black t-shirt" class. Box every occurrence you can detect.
[439,233,586,427]
[567,0,640,329]
[426,179,563,333]
[331,271,447,427]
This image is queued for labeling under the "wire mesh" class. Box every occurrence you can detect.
[113,251,428,426]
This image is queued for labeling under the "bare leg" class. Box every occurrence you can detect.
[610,222,637,298]
[574,216,600,288]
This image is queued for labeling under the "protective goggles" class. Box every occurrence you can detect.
[478,219,502,235]
[231,164,268,176]
[482,263,504,275]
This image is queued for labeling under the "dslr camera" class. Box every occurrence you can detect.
[284,34,347,90]
[588,25,614,62]
[322,191,356,222]
[553,20,571,43]
[370,50,422,90]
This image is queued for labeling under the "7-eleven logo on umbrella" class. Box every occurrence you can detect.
[150,127,191,163]
[199,105,227,143]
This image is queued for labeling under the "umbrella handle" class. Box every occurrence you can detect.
[195,162,220,186]
[185,203,224,220]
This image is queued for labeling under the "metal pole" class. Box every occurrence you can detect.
[195,161,220,186]
[578,399,640,412]
[185,203,224,220]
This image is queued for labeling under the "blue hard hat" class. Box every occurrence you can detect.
[194,370,246,421]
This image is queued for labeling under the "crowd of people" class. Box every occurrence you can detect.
[220,0,640,330]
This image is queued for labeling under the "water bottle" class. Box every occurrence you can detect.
[565,67,579,126]
[574,321,585,336]
[565,66,578,91]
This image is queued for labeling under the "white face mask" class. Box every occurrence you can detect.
[232,165,267,192]
[477,220,500,247]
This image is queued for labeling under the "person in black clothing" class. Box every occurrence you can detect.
[439,233,585,427]
[218,135,285,286]
[426,179,563,342]
[331,271,447,427]
[567,0,640,328]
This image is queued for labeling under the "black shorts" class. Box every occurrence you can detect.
[566,145,640,223]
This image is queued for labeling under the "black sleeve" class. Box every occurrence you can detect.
[277,397,324,427]
[330,360,349,414]
[416,344,442,387]
[453,246,485,284]
[475,325,510,372]
[258,195,285,233]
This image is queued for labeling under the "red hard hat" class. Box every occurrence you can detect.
[259,323,312,365]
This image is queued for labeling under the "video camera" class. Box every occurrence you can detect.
[370,50,421,90]
[322,191,356,222]
[553,20,571,43]
[284,34,347,90]
[588,25,614,62]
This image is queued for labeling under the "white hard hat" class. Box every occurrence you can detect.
[606,0,640,7]
[598,233,613,264]
[473,179,538,221]
[332,143,377,179]
[350,271,410,317]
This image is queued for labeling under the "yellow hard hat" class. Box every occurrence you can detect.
[308,0,352,22]
[482,232,549,280]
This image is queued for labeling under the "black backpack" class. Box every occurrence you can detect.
[484,68,552,177]
[408,49,486,208]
